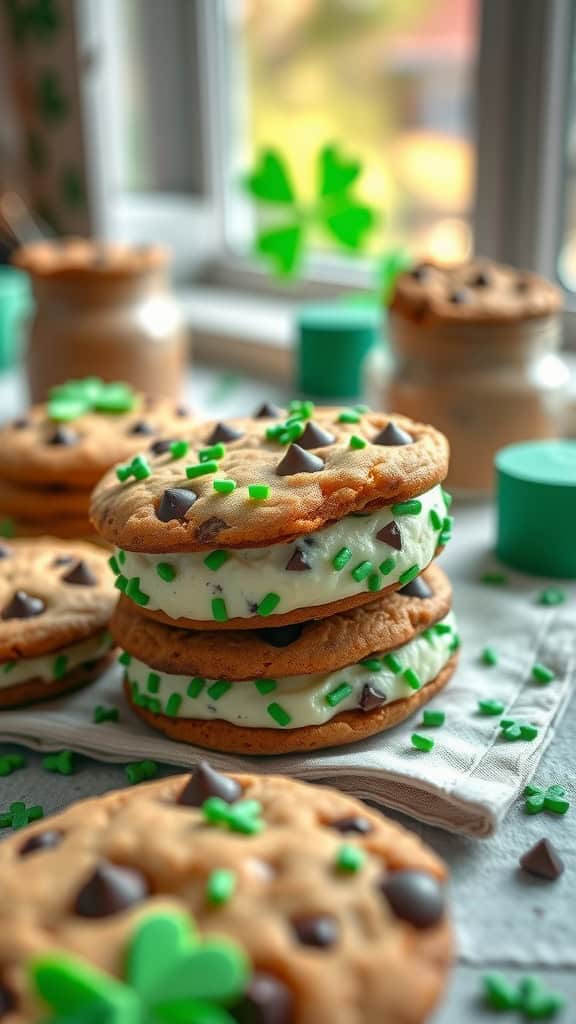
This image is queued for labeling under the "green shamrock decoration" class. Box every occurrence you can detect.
[244,142,379,277]
[30,908,250,1024]
[48,378,137,422]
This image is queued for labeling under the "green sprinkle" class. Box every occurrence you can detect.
[115,574,128,593]
[360,657,382,671]
[449,633,461,652]
[42,750,75,775]
[199,443,225,462]
[186,461,218,479]
[118,549,126,566]
[524,783,543,797]
[207,680,232,700]
[422,710,445,727]
[439,530,452,547]
[266,424,284,441]
[411,733,435,752]
[170,440,189,460]
[147,698,161,714]
[478,699,505,716]
[187,677,205,698]
[532,663,555,684]
[118,651,132,666]
[433,623,452,635]
[384,653,402,674]
[206,868,236,906]
[156,562,176,582]
[279,422,304,444]
[203,797,264,835]
[203,549,230,571]
[351,560,372,582]
[332,547,352,571]
[1,661,16,674]
[267,702,291,726]
[93,705,119,724]
[442,488,453,509]
[108,555,120,575]
[398,564,420,585]
[500,721,523,741]
[429,508,443,530]
[520,723,539,741]
[335,843,365,874]
[211,597,228,622]
[525,793,546,815]
[166,693,183,716]
[325,682,353,707]
[403,668,421,690]
[538,587,566,607]
[125,760,158,785]
[255,679,277,695]
[257,592,280,616]
[338,409,361,424]
[213,479,237,494]
[53,654,68,680]
[481,647,499,667]
[391,500,422,516]
[543,793,570,815]
[367,572,382,592]
[248,484,270,500]
[147,672,160,694]
[0,519,15,538]
[442,515,454,534]
[126,577,150,607]
[0,802,43,830]
[0,754,25,777]
[379,557,395,576]
[349,434,367,450]
[116,454,151,482]
[481,572,507,585]
[483,973,520,1012]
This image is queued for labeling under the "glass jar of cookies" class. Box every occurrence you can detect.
[370,260,569,495]
[14,239,188,402]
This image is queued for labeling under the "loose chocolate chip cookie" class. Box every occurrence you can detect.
[0,539,116,707]
[0,766,452,1023]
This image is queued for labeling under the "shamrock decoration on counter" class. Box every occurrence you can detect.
[30,908,250,1023]
[48,378,137,422]
[244,143,379,277]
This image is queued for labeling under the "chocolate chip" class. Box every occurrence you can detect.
[19,829,63,857]
[62,560,97,586]
[519,838,564,881]
[276,444,324,476]
[2,590,45,620]
[196,517,230,544]
[291,913,338,948]
[469,269,490,287]
[410,264,430,281]
[398,577,432,599]
[285,549,310,572]
[372,422,413,446]
[254,402,281,419]
[0,982,15,1018]
[376,521,402,550]
[156,487,197,522]
[175,404,191,417]
[259,623,304,647]
[129,420,155,436]
[379,870,445,928]
[449,289,469,304]
[298,422,335,449]
[0,545,11,559]
[74,860,149,918]
[231,972,294,1024]
[150,438,176,456]
[12,417,29,429]
[178,760,242,807]
[206,422,244,444]
[359,684,387,711]
[329,816,373,835]
[52,555,75,567]
[47,426,78,446]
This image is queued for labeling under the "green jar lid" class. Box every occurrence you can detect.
[495,440,576,577]
[295,302,380,400]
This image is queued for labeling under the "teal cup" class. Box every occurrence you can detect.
[296,301,380,400]
[0,266,32,370]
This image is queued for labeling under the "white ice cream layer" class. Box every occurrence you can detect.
[0,632,113,691]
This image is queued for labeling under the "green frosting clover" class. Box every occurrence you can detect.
[30,909,250,1024]
[244,142,379,277]
[48,378,137,422]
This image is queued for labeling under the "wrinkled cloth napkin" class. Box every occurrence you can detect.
[0,506,573,838]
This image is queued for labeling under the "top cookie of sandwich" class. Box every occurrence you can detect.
[90,404,449,551]
[0,378,194,489]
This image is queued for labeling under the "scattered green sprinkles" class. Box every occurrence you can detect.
[186,461,219,479]
[326,682,353,707]
[118,651,132,667]
[118,549,127,566]
[108,555,120,575]
[211,597,228,622]
[351,560,372,582]
[338,409,361,424]
[165,693,183,716]
[422,710,445,727]
[207,680,232,700]
[199,443,226,462]
[93,705,119,724]
[349,434,367,450]
[115,574,128,593]
[156,562,176,583]
[360,657,382,671]
[187,677,206,698]
[367,572,382,592]
[335,844,365,874]
[203,549,230,571]
[478,699,505,716]
[1,661,16,674]
[126,577,150,607]
[169,440,189,460]
[499,720,538,742]
[53,654,69,680]
[532,663,555,685]
[255,679,277,695]
[0,802,43,830]
[257,592,281,616]
[391,499,422,516]
[384,653,402,674]
[481,571,508,585]
[248,484,270,500]
[411,733,435,752]
[206,868,236,906]
[403,668,421,690]
[442,488,453,509]
[116,454,151,483]
[481,647,499,667]
[433,623,452,635]
[538,587,566,607]
[483,973,520,1012]
[524,784,570,816]
[203,796,264,835]
[0,754,25,776]
[213,479,237,494]
[398,564,420,585]
[429,508,443,530]
[125,760,158,785]
[42,750,75,775]
[379,557,395,576]
[289,399,314,419]
[333,547,352,571]
[267,702,292,726]
[483,972,566,1018]
[147,673,160,693]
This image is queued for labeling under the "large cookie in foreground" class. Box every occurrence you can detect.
[90,406,449,551]
[0,767,452,1023]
